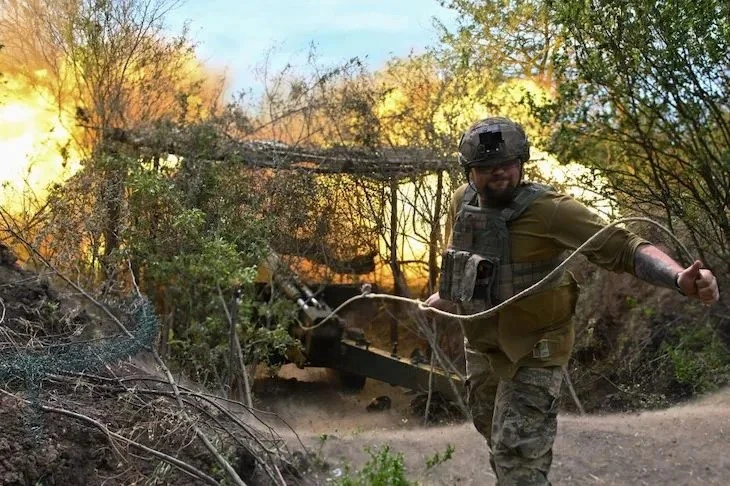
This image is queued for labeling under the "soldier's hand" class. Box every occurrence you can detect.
[423,292,457,312]
[677,260,719,305]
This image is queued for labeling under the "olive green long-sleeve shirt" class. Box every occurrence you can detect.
[445,183,648,377]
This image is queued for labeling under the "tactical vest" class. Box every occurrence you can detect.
[439,183,564,308]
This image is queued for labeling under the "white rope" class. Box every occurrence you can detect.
[298,217,693,330]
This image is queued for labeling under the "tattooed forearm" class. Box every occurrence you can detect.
[633,244,682,289]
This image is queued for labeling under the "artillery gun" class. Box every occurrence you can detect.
[258,251,463,403]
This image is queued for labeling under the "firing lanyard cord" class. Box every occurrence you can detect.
[296,217,694,331]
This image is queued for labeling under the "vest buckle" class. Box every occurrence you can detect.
[532,339,551,360]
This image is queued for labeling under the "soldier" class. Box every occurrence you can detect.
[424,117,720,485]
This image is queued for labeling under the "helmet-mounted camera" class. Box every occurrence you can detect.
[458,117,530,169]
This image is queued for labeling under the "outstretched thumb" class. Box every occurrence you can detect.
[685,260,702,279]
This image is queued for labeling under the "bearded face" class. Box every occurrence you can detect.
[470,160,522,205]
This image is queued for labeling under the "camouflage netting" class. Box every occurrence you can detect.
[105,124,453,179]
[0,297,157,385]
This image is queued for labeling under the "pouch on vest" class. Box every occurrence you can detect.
[440,249,499,305]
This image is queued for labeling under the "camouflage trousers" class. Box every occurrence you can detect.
[465,348,563,485]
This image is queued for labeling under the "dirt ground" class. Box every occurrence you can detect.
[256,365,730,486]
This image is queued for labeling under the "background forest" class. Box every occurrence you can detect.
[0,0,728,484]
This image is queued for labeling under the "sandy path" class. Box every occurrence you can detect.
[256,367,729,485]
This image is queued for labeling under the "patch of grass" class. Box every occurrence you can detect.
[425,444,455,469]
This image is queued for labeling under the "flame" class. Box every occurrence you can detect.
[0,70,83,212]
[0,52,223,215]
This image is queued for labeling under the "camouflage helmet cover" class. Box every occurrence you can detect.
[458,117,530,169]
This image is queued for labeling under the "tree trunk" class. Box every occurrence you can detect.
[428,171,444,293]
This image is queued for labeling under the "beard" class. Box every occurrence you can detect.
[480,180,520,205]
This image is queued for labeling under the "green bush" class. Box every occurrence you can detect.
[336,445,411,486]
[664,321,730,393]
[39,147,299,389]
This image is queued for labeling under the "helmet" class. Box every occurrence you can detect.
[458,117,530,169]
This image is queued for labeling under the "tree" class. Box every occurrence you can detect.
[0,41,4,100]
[1,0,217,138]
[548,0,730,274]
[437,0,562,87]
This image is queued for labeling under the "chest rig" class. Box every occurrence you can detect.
[439,183,563,307]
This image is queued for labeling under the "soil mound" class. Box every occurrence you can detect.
[0,243,307,485]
